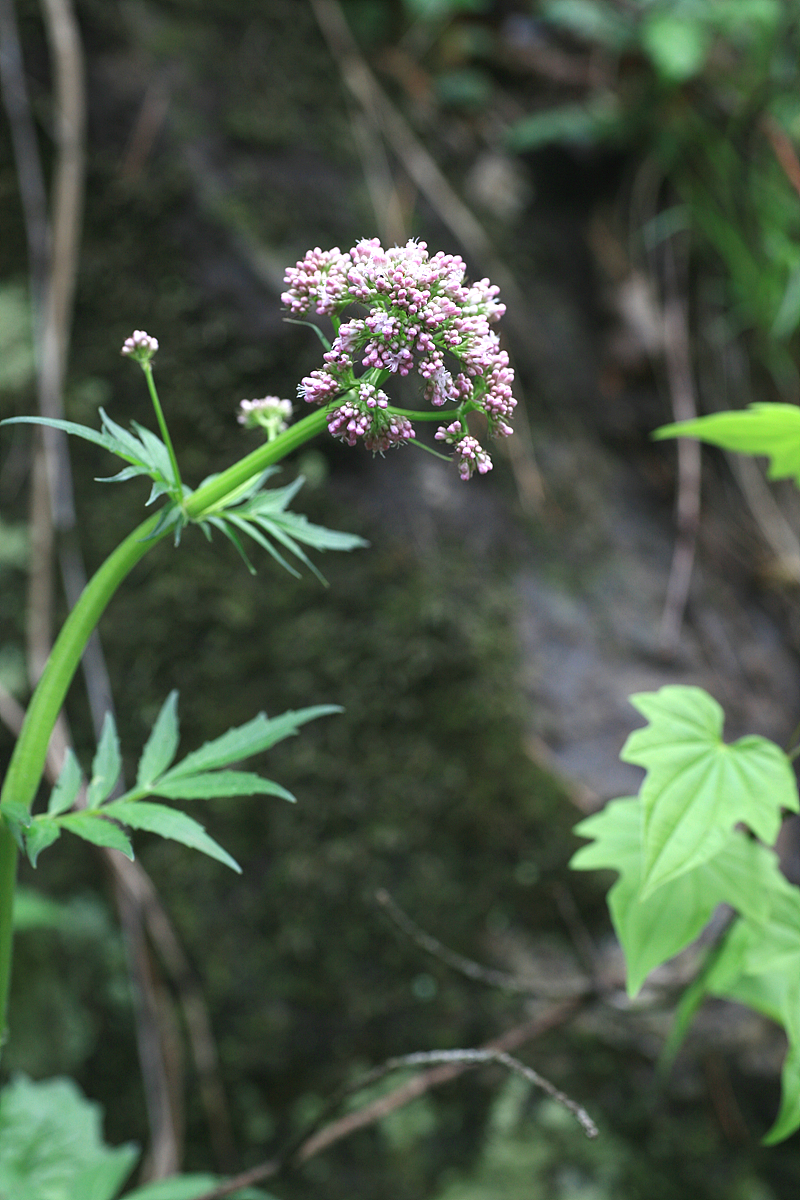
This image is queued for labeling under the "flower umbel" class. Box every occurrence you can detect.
[281,238,516,479]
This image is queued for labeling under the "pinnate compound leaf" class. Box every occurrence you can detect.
[48,748,82,815]
[621,686,797,895]
[150,770,295,803]
[654,403,800,487]
[25,818,61,867]
[0,1075,137,1200]
[572,796,788,995]
[59,812,134,859]
[163,705,341,778]
[87,712,121,808]
[102,800,241,873]
[137,690,180,787]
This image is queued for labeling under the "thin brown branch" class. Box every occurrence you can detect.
[763,115,800,203]
[185,1002,583,1200]
[377,888,591,999]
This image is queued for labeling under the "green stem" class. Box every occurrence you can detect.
[0,403,331,1048]
[143,363,183,497]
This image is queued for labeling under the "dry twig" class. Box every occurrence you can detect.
[184,1001,586,1200]
[377,888,591,1000]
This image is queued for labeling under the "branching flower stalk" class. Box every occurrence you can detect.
[0,237,518,1054]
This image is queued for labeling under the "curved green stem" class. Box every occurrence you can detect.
[0,403,331,1048]
[143,363,183,497]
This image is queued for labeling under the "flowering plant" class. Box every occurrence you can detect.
[0,242,527,1196]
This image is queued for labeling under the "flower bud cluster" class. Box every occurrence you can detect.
[237,396,293,440]
[435,420,493,481]
[282,238,516,478]
[121,330,159,363]
[326,382,415,453]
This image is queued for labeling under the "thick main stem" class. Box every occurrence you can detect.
[0,403,330,1045]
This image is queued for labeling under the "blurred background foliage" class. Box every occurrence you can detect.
[4,0,800,1197]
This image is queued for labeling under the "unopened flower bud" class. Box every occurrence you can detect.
[121,330,159,363]
[237,396,293,440]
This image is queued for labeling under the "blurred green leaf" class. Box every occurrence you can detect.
[641,14,710,82]
[0,1075,137,1200]
[655,403,800,487]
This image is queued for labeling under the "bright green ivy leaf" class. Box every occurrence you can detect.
[48,749,82,815]
[763,1044,800,1145]
[136,691,180,786]
[87,712,121,808]
[0,1075,137,1200]
[102,800,241,873]
[59,812,134,859]
[572,796,787,995]
[703,921,800,1143]
[25,818,61,867]
[621,686,797,895]
[654,403,800,487]
[150,770,295,803]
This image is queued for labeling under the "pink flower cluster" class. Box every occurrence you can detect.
[326,382,415,453]
[282,238,516,477]
[435,420,493,481]
[121,330,158,362]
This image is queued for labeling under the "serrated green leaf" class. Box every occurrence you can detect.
[59,812,134,859]
[654,403,800,487]
[150,770,295,802]
[48,748,82,815]
[25,818,61,867]
[103,800,240,872]
[95,464,152,484]
[163,705,340,778]
[572,796,789,995]
[0,415,128,457]
[621,686,797,895]
[87,712,122,808]
[0,1075,138,1200]
[137,691,180,787]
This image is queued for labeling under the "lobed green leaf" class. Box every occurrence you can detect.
[654,403,800,487]
[572,795,790,995]
[621,686,797,895]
